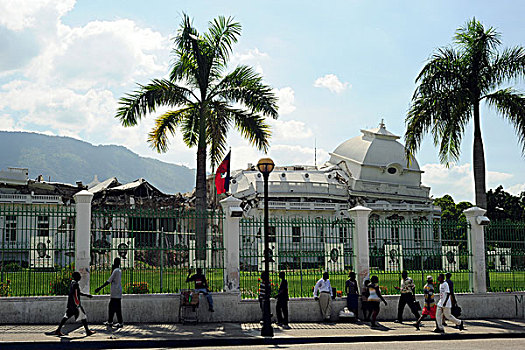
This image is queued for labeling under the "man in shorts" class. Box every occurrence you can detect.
[414,275,437,330]
[54,271,95,336]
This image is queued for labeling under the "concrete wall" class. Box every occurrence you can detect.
[1,292,524,324]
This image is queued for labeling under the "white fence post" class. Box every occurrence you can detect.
[220,196,242,292]
[464,206,488,293]
[349,206,372,285]
[74,190,93,293]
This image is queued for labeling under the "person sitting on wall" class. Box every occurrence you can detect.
[186,268,214,312]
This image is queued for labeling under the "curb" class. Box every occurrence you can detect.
[3,331,525,349]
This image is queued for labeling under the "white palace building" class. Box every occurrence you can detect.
[230,121,440,222]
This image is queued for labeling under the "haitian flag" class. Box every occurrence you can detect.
[215,151,231,194]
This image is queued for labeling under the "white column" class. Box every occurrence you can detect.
[464,206,487,293]
[220,196,242,292]
[349,206,372,285]
[74,190,93,293]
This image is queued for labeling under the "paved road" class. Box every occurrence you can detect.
[135,338,525,350]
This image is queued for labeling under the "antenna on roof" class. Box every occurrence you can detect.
[379,118,385,128]
[314,138,317,167]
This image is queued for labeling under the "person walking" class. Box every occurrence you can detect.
[345,272,359,318]
[54,271,95,337]
[313,272,333,322]
[361,279,371,321]
[186,267,214,312]
[394,271,420,323]
[441,272,456,326]
[445,272,456,306]
[414,275,437,330]
[95,257,123,327]
[367,275,387,328]
[435,273,464,333]
[276,271,289,328]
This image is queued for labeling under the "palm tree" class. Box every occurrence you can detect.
[115,14,278,259]
[405,18,525,209]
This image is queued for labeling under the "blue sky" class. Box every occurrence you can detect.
[1,0,524,202]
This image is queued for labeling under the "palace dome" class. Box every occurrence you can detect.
[328,122,421,185]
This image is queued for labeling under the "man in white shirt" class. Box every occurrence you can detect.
[313,272,333,321]
[435,273,464,333]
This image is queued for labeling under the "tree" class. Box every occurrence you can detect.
[115,14,279,259]
[405,18,525,209]
[486,185,525,220]
[433,194,473,221]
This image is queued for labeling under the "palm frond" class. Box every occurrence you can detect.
[204,16,241,69]
[148,107,193,153]
[115,79,193,126]
[488,47,525,89]
[485,88,525,155]
[229,108,271,153]
[211,65,279,118]
[180,107,200,147]
[406,79,471,165]
[206,105,231,168]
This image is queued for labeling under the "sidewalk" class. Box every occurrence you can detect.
[1,319,525,349]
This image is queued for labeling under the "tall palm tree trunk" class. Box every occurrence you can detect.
[473,103,487,209]
[194,104,208,261]
[195,143,207,260]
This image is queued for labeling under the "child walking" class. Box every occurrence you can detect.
[54,271,95,336]
[414,275,437,330]
[95,257,123,327]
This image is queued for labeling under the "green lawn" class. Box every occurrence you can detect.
[2,268,524,297]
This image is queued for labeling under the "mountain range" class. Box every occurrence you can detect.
[0,131,195,194]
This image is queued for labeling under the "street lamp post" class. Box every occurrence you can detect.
[257,157,275,337]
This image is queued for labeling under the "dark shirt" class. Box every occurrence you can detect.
[67,280,80,310]
[446,278,454,295]
[277,279,289,301]
[188,273,208,290]
[346,279,359,295]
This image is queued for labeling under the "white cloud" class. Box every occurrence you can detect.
[270,119,313,141]
[274,87,296,115]
[232,48,268,63]
[507,183,525,195]
[421,162,515,202]
[0,0,172,156]
[313,74,350,94]
[230,48,269,75]
[229,143,328,171]
[50,19,168,89]
[0,115,16,130]
[0,0,74,31]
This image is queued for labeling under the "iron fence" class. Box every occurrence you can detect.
[0,204,76,296]
[485,221,525,292]
[368,220,472,294]
[90,209,224,295]
[240,216,355,299]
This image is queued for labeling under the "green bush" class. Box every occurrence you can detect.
[2,263,23,272]
[124,282,149,294]
[50,270,73,295]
